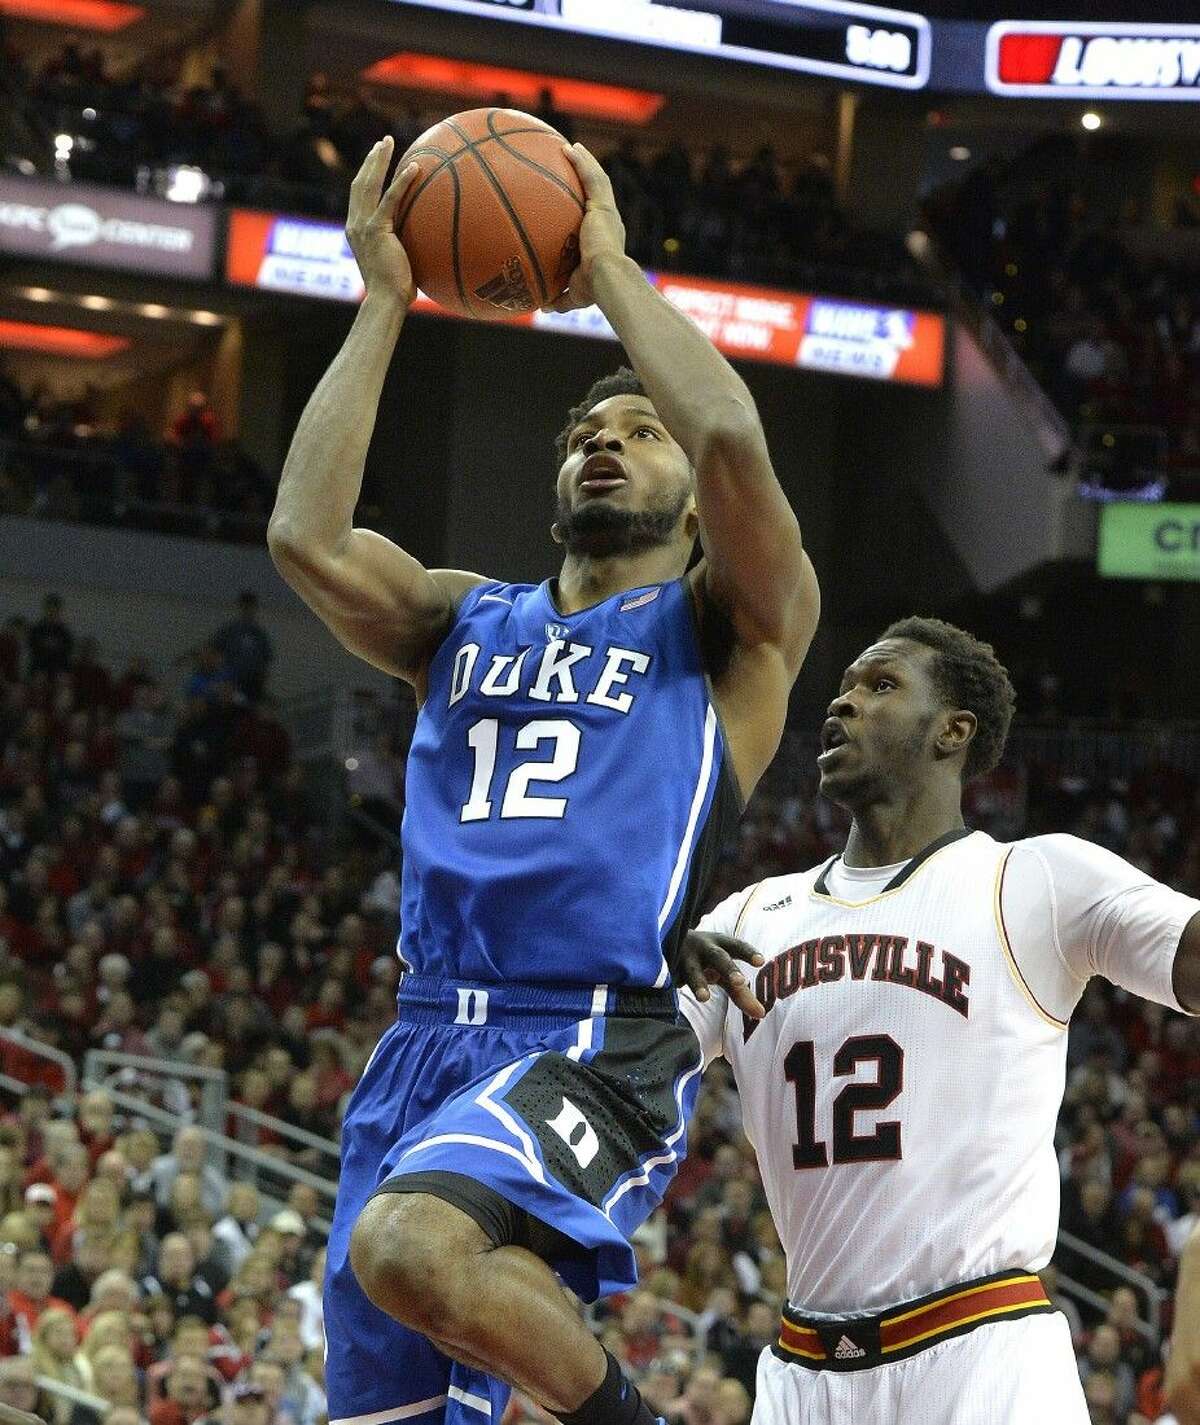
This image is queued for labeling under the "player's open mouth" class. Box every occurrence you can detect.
[817,720,851,765]
[578,453,629,493]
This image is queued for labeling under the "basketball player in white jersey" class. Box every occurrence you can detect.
[679,616,1200,1424]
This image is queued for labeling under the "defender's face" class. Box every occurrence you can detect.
[555,394,694,523]
[817,639,945,804]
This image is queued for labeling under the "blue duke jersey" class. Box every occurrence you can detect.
[399,576,742,988]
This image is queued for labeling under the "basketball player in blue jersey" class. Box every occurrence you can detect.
[268,137,820,1425]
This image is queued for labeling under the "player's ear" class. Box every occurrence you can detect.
[683,485,700,540]
[550,521,565,547]
[935,710,976,760]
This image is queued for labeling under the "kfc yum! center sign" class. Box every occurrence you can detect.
[986,22,1200,99]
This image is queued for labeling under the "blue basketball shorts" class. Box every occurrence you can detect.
[324,974,703,1425]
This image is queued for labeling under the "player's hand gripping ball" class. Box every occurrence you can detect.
[393,108,586,322]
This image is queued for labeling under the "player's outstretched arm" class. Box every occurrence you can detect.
[557,144,818,784]
[1166,1223,1200,1423]
[268,137,488,685]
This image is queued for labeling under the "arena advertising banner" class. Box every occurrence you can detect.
[225,210,945,386]
[1098,504,1200,582]
[0,177,217,278]
[986,22,1200,100]
[225,210,365,301]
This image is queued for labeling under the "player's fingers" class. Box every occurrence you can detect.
[377,159,420,225]
[698,942,766,1020]
[348,138,392,220]
[563,142,614,202]
[707,931,765,968]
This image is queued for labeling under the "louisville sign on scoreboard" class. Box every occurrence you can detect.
[225,209,945,387]
[986,22,1200,99]
[1098,504,1200,582]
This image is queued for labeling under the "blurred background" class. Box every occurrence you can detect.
[1,2,1200,1423]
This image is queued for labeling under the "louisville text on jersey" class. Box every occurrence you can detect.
[743,933,971,1040]
[995,31,1200,92]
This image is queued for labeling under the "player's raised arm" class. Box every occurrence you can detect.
[557,144,820,678]
[268,137,487,685]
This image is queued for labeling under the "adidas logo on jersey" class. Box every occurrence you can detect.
[762,895,793,912]
[834,1335,866,1360]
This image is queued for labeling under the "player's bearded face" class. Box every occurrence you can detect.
[554,481,693,557]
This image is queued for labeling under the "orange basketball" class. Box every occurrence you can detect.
[395,108,585,323]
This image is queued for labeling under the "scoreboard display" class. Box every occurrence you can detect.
[384,1,1200,99]
[385,0,933,89]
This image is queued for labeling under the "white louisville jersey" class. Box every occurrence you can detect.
[682,828,1199,1316]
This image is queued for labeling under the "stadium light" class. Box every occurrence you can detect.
[1081,111,1103,131]
[949,145,971,161]
[164,166,210,204]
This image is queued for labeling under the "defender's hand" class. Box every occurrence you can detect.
[676,931,766,1021]
[345,137,421,306]
[551,143,627,312]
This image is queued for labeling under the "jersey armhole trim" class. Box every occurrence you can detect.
[994,849,1069,1032]
[731,881,766,939]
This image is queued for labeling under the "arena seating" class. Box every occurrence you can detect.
[0,599,1195,1425]
[927,147,1200,500]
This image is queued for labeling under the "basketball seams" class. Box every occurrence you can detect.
[484,110,585,215]
[396,142,474,318]
[446,158,472,318]
[396,128,555,225]
[394,143,455,235]
[443,115,549,307]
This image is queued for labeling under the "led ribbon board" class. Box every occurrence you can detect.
[225,210,945,386]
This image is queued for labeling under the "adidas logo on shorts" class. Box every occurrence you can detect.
[834,1335,866,1360]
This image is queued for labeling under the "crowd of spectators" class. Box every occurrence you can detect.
[2,37,933,303]
[0,379,273,545]
[0,590,1198,1425]
[927,143,1200,500]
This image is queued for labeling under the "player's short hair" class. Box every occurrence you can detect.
[879,616,1016,780]
[555,367,646,462]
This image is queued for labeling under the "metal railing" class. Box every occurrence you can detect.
[0,437,268,544]
[228,1101,340,1173]
[92,1083,336,1233]
[946,272,1073,466]
[35,1375,110,1415]
[1055,1227,1166,1346]
[0,1028,78,1102]
[1008,722,1200,781]
[81,1050,339,1218]
[83,1049,227,1144]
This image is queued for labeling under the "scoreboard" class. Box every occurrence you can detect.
[383,1,1200,99]
[385,0,932,89]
